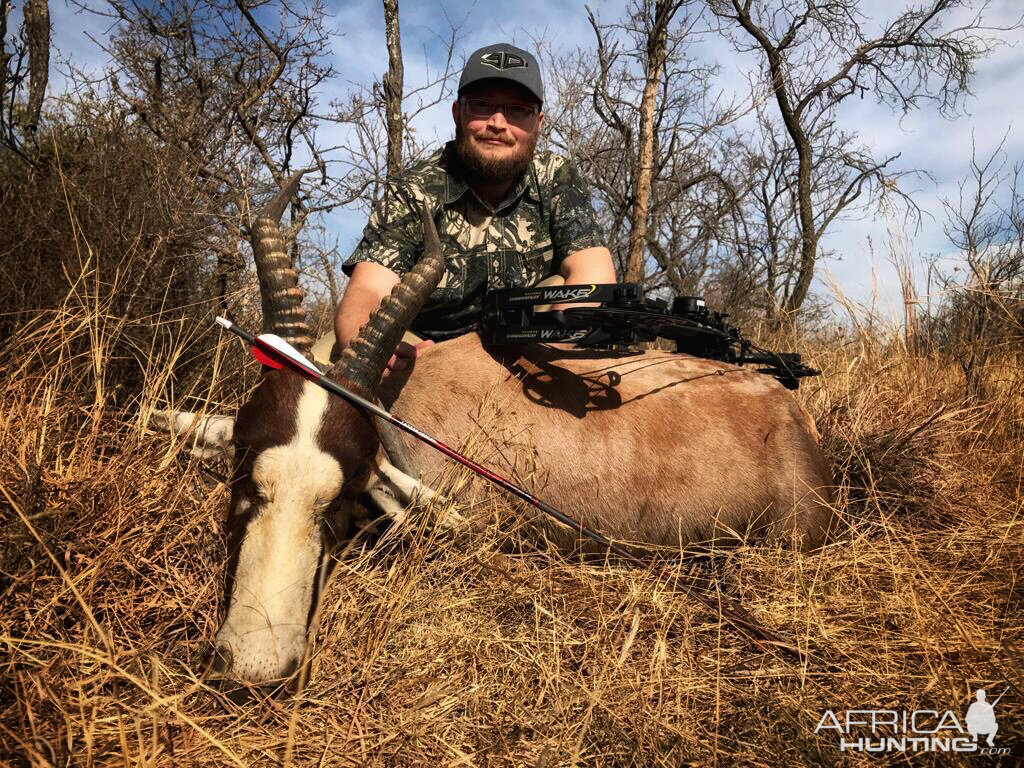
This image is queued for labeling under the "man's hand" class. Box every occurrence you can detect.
[387,339,435,372]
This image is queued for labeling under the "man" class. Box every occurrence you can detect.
[331,42,616,371]
[965,688,999,747]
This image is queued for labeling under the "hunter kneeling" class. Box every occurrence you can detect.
[319,42,616,370]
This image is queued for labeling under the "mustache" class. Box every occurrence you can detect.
[475,134,514,145]
[454,122,536,184]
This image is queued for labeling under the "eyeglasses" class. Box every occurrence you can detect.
[461,97,539,127]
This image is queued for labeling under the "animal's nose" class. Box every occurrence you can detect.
[208,645,301,702]
[210,675,290,705]
[211,644,302,679]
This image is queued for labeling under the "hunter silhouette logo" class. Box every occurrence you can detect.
[965,688,1006,747]
[814,686,1012,756]
[480,51,528,70]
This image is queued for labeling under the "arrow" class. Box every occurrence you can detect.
[214,316,803,659]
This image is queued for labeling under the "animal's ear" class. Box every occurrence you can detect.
[150,409,236,461]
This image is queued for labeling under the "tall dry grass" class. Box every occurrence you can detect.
[2,241,1023,765]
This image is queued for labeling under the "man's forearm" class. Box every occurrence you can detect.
[560,246,617,284]
[554,246,618,310]
[334,283,389,351]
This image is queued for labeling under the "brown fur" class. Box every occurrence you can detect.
[378,334,836,550]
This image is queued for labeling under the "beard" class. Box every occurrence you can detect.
[455,122,538,184]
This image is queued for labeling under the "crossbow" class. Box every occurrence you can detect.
[481,283,819,390]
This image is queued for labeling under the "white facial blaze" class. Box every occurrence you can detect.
[216,382,342,683]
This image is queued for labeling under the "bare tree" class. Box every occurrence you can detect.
[330,13,460,210]
[22,0,47,132]
[710,0,1013,315]
[935,138,1024,396]
[724,102,904,316]
[0,0,13,144]
[80,0,342,327]
[96,0,337,195]
[1,0,51,152]
[548,1,742,292]
[382,0,404,177]
[620,0,682,282]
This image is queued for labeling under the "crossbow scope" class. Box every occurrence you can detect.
[481,283,818,390]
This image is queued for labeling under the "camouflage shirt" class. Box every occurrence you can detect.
[343,141,605,340]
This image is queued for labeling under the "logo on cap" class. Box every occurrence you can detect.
[480,51,527,71]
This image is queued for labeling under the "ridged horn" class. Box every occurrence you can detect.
[250,170,313,354]
[334,201,444,394]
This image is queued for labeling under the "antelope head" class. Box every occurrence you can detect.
[210,188,445,687]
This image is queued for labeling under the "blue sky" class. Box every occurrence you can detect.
[43,0,1024,316]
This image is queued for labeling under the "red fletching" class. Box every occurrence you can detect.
[252,336,320,380]
[252,343,286,369]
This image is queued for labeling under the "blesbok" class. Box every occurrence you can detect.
[157,178,835,686]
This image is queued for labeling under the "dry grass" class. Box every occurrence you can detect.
[2,265,1023,767]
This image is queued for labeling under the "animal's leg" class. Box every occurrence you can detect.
[150,409,235,460]
[368,456,468,531]
[376,412,420,479]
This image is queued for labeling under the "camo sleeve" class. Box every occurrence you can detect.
[549,157,606,265]
[342,181,422,278]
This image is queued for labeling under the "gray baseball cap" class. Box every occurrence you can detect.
[458,43,544,105]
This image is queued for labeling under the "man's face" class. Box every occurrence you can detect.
[453,82,544,184]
